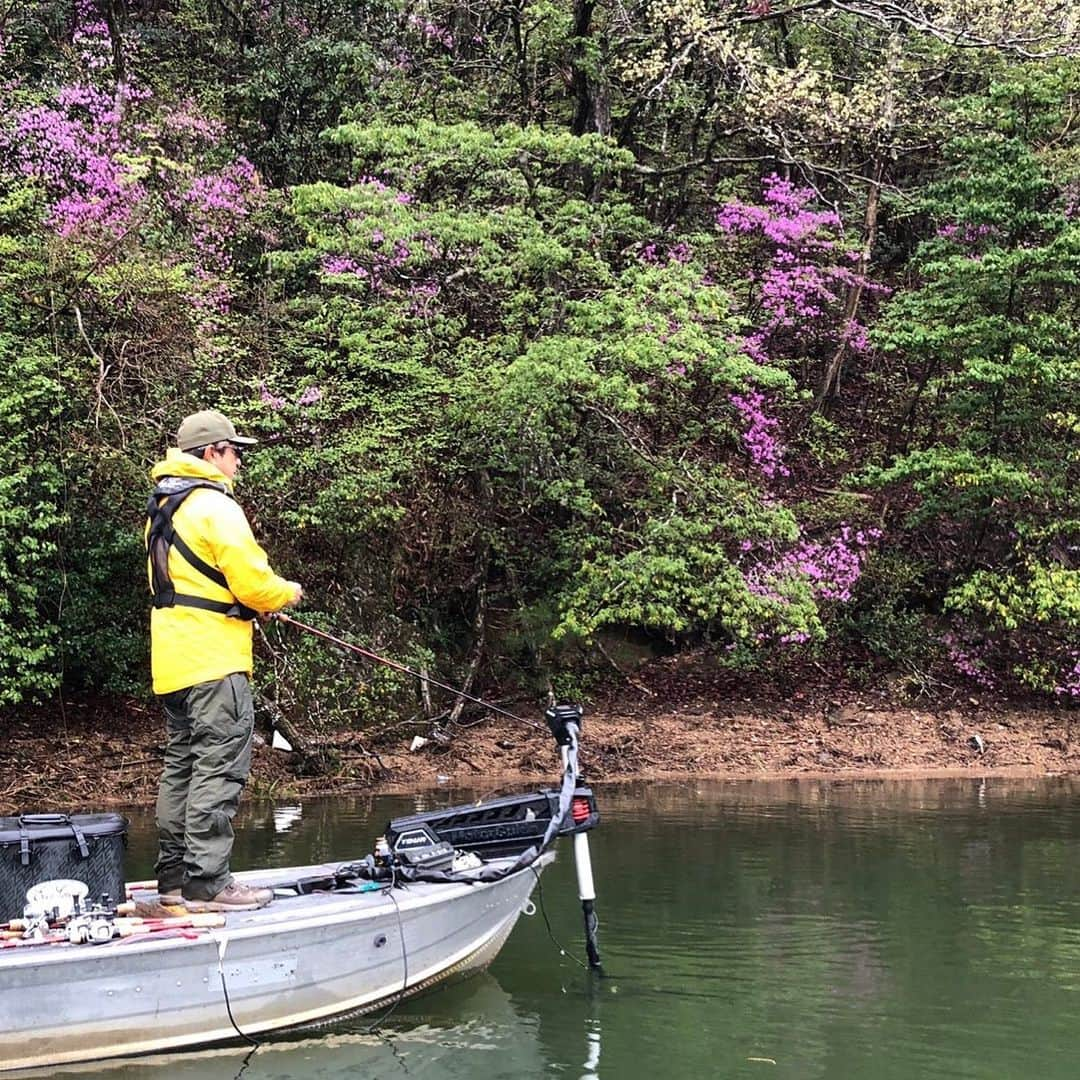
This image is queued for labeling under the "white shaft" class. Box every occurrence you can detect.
[573,832,596,901]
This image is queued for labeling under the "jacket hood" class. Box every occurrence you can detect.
[150,447,234,492]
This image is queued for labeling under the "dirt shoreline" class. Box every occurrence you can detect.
[1,668,1076,814]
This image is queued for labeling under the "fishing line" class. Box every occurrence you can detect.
[270,613,544,731]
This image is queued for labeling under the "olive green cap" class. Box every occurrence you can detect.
[176,410,258,452]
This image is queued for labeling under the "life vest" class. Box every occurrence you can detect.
[146,477,257,620]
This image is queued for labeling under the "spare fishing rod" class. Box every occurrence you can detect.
[271,610,603,971]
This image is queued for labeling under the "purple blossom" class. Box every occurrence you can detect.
[407,13,454,48]
[1055,657,1080,697]
[320,255,368,278]
[407,280,440,315]
[638,240,693,266]
[1,18,265,294]
[745,525,881,604]
[9,82,142,239]
[155,101,226,147]
[730,390,789,478]
[260,383,286,411]
[936,222,997,245]
[1064,181,1080,220]
[715,175,886,368]
[320,234,412,294]
[297,386,323,407]
[181,157,264,269]
[943,631,996,688]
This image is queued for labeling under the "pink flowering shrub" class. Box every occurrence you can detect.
[179,158,264,269]
[730,389,789,479]
[0,1,268,291]
[942,631,996,688]
[716,175,879,361]
[313,178,441,303]
[407,13,455,49]
[1058,658,1080,697]
[744,525,881,609]
[8,82,145,239]
[639,239,693,266]
[715,176,886,478]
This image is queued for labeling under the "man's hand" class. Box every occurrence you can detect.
[284,582,304,608]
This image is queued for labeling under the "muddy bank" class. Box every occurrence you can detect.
[0,659,1075,814]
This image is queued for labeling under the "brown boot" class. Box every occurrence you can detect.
[184,881,272,912]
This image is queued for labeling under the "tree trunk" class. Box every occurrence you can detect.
[448,573,489,725]
[815,158,883,403]
[816,28,901,405]
[102,0,128,114]
[570,0,610,136]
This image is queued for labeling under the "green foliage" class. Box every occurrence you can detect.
[0,185,66,704]
[268,122,813,686]
[257,611,431,733]
[834,551,937,668]
[868,93,1080,691]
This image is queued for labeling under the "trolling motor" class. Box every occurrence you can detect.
[379,703,602,970]
[545,703,602,971]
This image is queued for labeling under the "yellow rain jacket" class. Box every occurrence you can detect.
[147,449,296,695]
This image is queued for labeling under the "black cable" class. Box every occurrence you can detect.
[231,1043,260,1080]
[530,866,591,972]
[364,873,410,1033]
[219,963,261,1048]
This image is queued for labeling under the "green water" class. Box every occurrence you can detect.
[52,777,1080,1078]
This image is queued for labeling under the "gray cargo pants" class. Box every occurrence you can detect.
[154,673,255,901]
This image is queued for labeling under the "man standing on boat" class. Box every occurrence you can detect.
[146,409,303,912]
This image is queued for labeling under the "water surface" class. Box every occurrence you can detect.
[41,777,1080,1078]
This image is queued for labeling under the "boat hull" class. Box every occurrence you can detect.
[0,854,550,1072]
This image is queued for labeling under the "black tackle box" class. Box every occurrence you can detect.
[0,813,128,919]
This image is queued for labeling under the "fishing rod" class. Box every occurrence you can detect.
[269,612,543,730]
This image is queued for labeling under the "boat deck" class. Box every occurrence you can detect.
[2,855,539,966]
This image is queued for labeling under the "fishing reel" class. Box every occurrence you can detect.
[62,894,123,945]
[66,915,115,945]
[18,881,125,944]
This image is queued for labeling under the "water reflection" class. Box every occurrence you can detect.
[581,1017,602,1080]
[11,976,546,1080]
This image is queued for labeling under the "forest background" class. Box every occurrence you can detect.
[0,0,1077,763]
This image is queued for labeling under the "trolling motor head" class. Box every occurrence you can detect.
[545,703,583,746]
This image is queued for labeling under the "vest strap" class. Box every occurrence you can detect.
[154,592,258,620]
[146,478,256,622]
